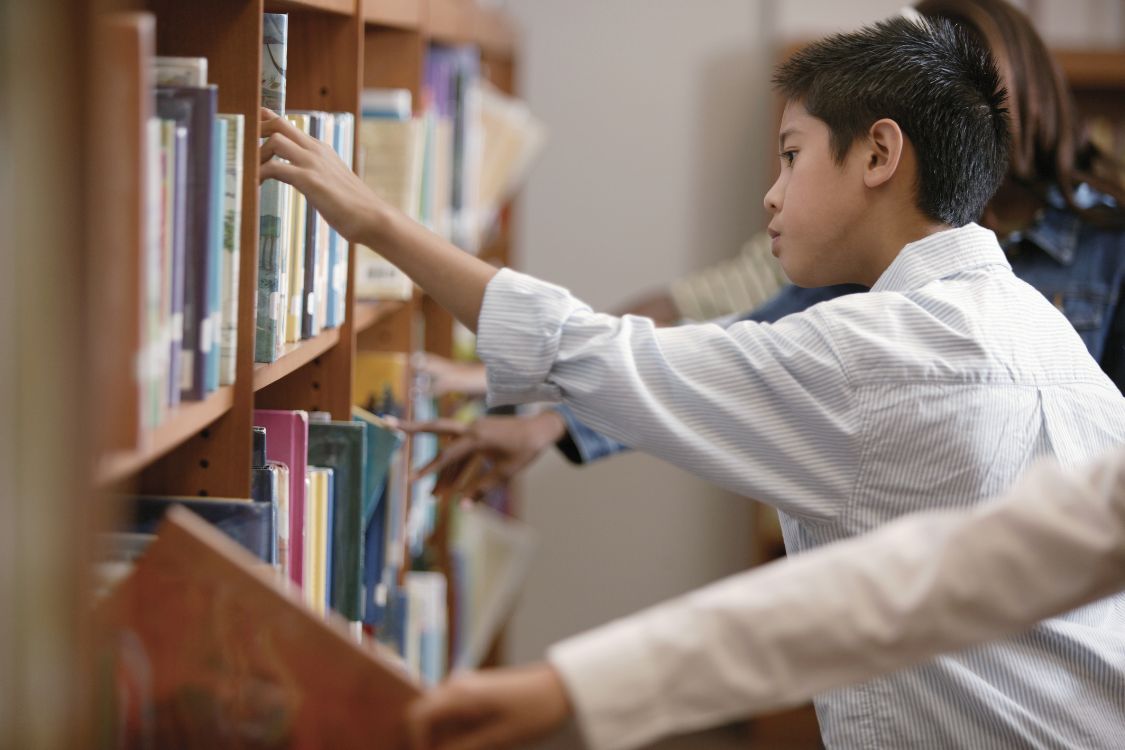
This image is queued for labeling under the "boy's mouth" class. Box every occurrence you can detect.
[767,228,781,255]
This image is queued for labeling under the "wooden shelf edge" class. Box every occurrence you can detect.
[473,6,516,59]
[253,327,342,392]
[1055,49,1125,89]
[95,386,236,486]
[362,0,423,29]
[264,0,355,17]
[354,299,406,333]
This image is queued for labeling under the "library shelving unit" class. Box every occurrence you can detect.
[83,0,520,719]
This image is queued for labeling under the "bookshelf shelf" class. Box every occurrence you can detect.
[253,327,342,391]
[363,0,423,29]
[265,0,354,16]
[1056,50,1125,89]
[96,386,236,486]
[428,0,473,45]
[354,299,407,333]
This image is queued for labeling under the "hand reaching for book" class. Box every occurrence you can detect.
[412,353,489,398]
[259,107,390,246]
[405,663,572,750]
[403,412,568,501]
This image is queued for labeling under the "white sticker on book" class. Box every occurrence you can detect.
[270,291,282,321]
[171,312,184,344]
[307,292,316,315]
[291,295,302,317]
[199,318,213,353]
[180,352,194,391]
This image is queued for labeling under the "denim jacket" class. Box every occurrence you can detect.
[556,185,1125,465]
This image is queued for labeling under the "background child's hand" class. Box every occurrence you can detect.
[258,107,390,246]
[405,663,572,750]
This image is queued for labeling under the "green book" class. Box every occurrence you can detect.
[307,421,366,621]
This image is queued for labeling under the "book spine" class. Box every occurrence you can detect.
[284,114,309,344]
[168,125,188,408]
[301,113,323,340]
[218,114,244,386]
[256,13,288,363]
[315,113,334,331]
[204,116,226,393]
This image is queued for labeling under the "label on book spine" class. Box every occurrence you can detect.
[307,292,315,316]
[171,312,184,344]
[180,351,194,391]
[200,317,213,354]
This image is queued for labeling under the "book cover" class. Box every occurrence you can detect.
[307,421,366,622]
[167,124,188,409]
[155,85,217,400]
[97,507,420,748]
[253,409,309,587]
[256,12,289,363]
[217,114,244,386]
[154,56,206,87]
[331,112,355,325]
[353,407,405,628]
[268,460,291,580]
[306,466,332,614]
[314,113,334,332]
[293,111,324,340]
[283,113,310,344]
[353,350,409,417]
[131,496,275,563]
[203,115,227,393]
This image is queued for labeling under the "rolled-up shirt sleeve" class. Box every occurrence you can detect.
[547,447,1125,750]
[477,268,860,519]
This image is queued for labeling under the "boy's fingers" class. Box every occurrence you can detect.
[259,132,306,165]
[259,108,318,149]
[398,419,468,437]
[258,159,302,186]
[412,437,476,482]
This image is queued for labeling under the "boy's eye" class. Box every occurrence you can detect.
[779,150,797,167]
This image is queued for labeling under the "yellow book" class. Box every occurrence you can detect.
[353,351,409,414]
[284,113,310,343]
[306,467,331,615]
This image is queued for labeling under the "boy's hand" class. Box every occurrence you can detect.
[402,412,568,500]
[413,353,489,398]
[405,663,572,750]
[258,107,390,246]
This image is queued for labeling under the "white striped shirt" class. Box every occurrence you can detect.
[477,223,1125,749]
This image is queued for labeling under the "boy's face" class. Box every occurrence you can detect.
[763,100,870,287]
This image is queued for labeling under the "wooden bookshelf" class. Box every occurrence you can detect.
[82,0,524,715]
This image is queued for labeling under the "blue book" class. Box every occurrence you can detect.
[205,116,227,393]
[353,407,404,627]
[132,496,274,563]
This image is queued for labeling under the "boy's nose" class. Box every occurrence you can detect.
[763,180,781,215]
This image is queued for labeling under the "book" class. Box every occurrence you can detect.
[353,407,405,627]
[203,115,228,393]
[405,571,447,686]
[217,114,244,386]
[269,459,292,580]
[308,421,367,622]
[154,56,206,87]
[327,112,355,326]
[155,84,217,400]
[167,124,188,409]
[131,495,275,563]
[306,466,333,614]
[353,350,409,418]
[253,409,309,587]
[97,507,420,747]
[290,110,328,339]
[284,113,310,344]
[256,12,289,363]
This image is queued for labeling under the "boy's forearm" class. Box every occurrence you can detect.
[361,204,498,333]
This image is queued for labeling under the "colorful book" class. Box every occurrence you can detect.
[308,421,367,622]
[254,409,309,587]
[284,113,310,344]
[155,84,217,400]
[131,495,275,563]
[256,12,289,363]
[154,56,206,87]
[204,115,227,393]
[97,507,420,747]
[217,114,244,386]
[329,112,355,324]
[353,407,405,627]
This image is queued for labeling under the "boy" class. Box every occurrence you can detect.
[260,16,1125,749]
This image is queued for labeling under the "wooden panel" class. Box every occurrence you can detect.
[286,9,362,113]
[253,328,342,390]
[364,25,426,109]
[266,0,355,15]
[363,0,423,29]
[1056,50,1125,90]
[357,293,418,352]
[90,13,152,455]
[97,387,235,486]
[422,294,454,360]
[473,5,516,59]
[354,299,406,332]
[428,0,473,45]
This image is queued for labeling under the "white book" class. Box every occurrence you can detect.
[154,56,207,87]
[217,114,244,385]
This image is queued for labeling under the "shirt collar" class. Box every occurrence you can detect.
[871,223,1011,294]
[999,184,1112,266]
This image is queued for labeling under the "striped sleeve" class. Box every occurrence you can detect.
[478,268,862,518]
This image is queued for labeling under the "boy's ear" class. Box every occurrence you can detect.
[863,118,905,189]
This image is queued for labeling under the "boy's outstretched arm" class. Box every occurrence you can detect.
[259,108,497,331]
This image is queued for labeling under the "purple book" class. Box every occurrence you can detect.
[253,409,309,587]
[167,124,188,408]
[156,84,217,401]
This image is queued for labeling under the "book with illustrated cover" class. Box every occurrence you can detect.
[283,113,310,344]
[308,421,366,622]
[97,507,420,748]
[256,12,289,362]
[131,495,275,563]
[217,113,244,386]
